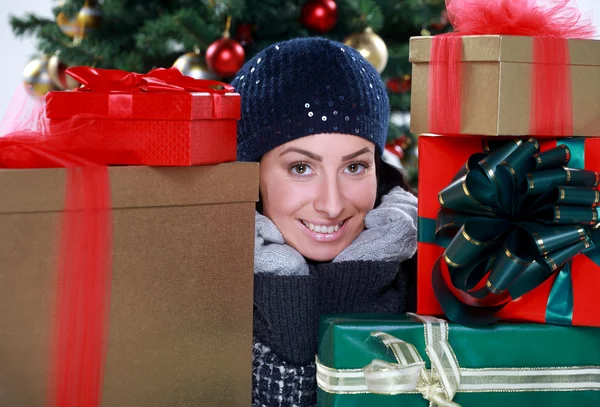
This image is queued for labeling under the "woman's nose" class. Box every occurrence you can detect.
[313,175,344,219]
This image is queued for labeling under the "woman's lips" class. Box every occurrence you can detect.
[297,218,348,242]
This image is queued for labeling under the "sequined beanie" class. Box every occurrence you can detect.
[232,37,390,162]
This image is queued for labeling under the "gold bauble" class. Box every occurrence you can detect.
[23,55,58,98]
[56,0,102,39]
[173,52,220,80]
[344,27,388,74]
[56,11,79,38]
[47,54,81,90]
[76,1,102,30]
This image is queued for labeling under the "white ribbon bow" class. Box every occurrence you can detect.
[317,314,461,407]
[316,313,600,405]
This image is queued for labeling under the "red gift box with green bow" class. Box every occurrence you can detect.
[417,134,600,327]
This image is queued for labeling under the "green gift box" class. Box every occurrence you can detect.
[317,314,600,407]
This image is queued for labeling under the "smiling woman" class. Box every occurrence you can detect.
[260,133,377,262]
[231,37,418,407]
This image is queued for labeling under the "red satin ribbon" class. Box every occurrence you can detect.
[51,165,112,407]
[67,66,235,118]
[429,0,595,136]
[0,136,111,407]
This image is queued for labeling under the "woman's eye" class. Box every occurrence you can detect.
[345,163,366,174]
[290,163,313,175]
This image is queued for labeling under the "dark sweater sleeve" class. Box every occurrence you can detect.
[316,260,406,315]
[402,252,418,313]
[253,273,320,367]
[253,259,416,366]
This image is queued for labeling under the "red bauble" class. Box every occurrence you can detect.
[206,37,246,77]
[387,75,411,94]
[385,144,405,159]
[301,0,338,33]
[235,23,254,47]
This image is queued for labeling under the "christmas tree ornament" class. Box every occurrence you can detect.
[75,0,102,36]
[430,10,450,31]
[22,55,58,97]
[206,16,245,78]
[385,143,405,159]
[56,11,79,38]
[48,53,81,90]
[173,49,219,80]
[56,0,102,39]
[235,23,255,48]
[387,74,411,94]
[300,0,338,33]
[344,27,388,73]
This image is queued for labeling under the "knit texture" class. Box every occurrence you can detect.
[253,260,413,366]
[333,186,418,263]
[252,339,317,407]
[252,259,416,406]
[255,212,310,276]
[231,37,390,162]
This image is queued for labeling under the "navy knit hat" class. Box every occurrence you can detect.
[232,37,390,162]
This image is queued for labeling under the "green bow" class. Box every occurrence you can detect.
[432,138,600,325]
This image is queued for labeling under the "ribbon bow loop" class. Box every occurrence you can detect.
[361,323,461,407]
[434,138,600,325]
[65,66,234,94]
[316,315,463,406]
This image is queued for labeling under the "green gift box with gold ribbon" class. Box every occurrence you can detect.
[316,314,600,406]
[417,135,600,327]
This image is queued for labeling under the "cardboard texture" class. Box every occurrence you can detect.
[416,134,600,326]
[0,162,259,406]
[409,35,600,137]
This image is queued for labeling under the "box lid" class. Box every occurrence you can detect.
[0,162,259,214]
[45,91,241,121]
[409,35,600,66]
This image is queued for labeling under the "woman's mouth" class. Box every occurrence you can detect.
[298,219,347,242]
[301,220,344,234]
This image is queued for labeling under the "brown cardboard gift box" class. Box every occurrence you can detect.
[409,35,600,136]
[0,162,258,406]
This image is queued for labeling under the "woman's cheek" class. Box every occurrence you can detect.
[344,175,377,211]
[265,175,312,218]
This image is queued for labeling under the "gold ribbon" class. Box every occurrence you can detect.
[316,314,600,405]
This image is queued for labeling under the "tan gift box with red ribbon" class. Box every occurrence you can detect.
[0,163,258,406]
[409,35,600,137]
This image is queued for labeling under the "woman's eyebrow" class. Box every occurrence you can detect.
[279,147,323,161]
[341,148,374,161]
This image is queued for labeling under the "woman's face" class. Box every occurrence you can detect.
[259,133,377,262]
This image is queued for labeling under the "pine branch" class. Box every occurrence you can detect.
[10,14,55,38]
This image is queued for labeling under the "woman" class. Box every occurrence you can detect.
[232,37,418,406]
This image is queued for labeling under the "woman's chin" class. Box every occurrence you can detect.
[295,244,344,262]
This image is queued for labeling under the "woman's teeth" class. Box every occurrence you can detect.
[302,220,343,234]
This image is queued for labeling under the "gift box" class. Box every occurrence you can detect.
[317,314,600,406]
[0,163,258,406]
[44,66,240,166]
[417,134,600,326]
[409,35,600,137]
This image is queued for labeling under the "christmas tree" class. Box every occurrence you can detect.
[10,0,451,187]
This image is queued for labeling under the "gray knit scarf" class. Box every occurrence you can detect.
[254,186,418,275]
